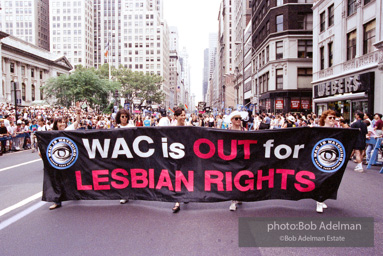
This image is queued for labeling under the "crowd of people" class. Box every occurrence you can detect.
[1,103,382,212]
[1,103,382,163]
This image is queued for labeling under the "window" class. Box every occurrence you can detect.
[364,0,372,4]
[22,83,26,101]
[31,68,34,78]
[298,68,312,76]
[297,13,313,30]
[320,46,325,70]
[31,84,35,101]
[348,0,356,16]
[298,40,313,58]
[21,66,25,76]
[276,69,283,90]
[40,71,43,79]
[276,41,283,59]
[328,4,334,27]
[320,12,325,32]
[328,42,333,67]
[347,30,357,60]
[10,63,15,73]
[277,0,283,6]
[266,45,269,63]
[363,20,376,54]
[276,15,283,32]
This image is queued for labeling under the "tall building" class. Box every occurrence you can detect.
[0,0,50,51]
[202,48,209,102]
[207,32,217,106]
[216,0,235,110]
[93,0,170,106]
[233,0,251,107]
[179,47,190,108]
[312,0,383,117]
[251,0,314,113]
[169,26,181,107]
[49,0,94,68]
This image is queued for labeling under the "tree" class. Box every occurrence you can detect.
[113,65,165,105]
[43,67,119,110]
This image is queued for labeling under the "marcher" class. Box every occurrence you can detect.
[115,109,134,204]
[226,111,248,211]
[49,107,81,210]
[351,111,368,173]
[172,108,186,213]
[316,109,338,213]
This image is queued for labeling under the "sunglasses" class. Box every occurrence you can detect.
[327,116,335,120]
[121,115,128,118]
[233,117,242,121]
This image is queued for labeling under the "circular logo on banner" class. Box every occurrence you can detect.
[46,137,78,170]
[312,138,345,173]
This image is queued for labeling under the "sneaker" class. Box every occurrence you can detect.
[120,199,128,204]
[31,149,35,153]
[316,202,323,213]
[229,201,237,211]
[322,202,327,209]
[354,167,365,173]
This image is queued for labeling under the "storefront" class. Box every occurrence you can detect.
[258,90,312,114]
[313,71,374,122]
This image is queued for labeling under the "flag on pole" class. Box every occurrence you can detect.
[168,107,174,114]
[104,42,110,57]
[184,104,188,110]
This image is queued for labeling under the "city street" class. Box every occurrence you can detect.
[0,149,382,256]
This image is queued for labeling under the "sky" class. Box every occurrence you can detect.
[163,0,221,103]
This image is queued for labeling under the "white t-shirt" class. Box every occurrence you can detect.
[158,117,171,126]
[118,122,135,128]
[37,125,48,131]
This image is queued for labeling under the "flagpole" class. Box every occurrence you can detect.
[108,40,111,80]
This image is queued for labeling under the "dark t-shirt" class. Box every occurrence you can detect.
[0,126,7,135]
[351,119,368,149]
[374,119,383,130]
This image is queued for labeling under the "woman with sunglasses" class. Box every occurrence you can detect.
[115,109,134,204]
[316,109,337,213]
[116,109,133,129]
[227,111,247,211]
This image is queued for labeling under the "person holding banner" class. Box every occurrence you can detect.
[316,109,337,213]
[226,111,247,211]
[115,109,134,204]
[49,106,82,210]
[172,108,186,213]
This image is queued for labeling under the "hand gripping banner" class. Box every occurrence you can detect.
[36,127,358,203]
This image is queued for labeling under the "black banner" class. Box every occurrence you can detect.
[36,127,358,203]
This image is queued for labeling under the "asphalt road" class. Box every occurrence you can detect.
[0,150,382,256]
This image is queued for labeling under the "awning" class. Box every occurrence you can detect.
[313,92,367,104]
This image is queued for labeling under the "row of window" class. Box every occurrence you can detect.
[255,67,312,94]
[319,18,375,70]
[348,0,373,16]
[320,4,334,32]
[347,19,375,60]
[9,64,43,79]
[254,40,313,71]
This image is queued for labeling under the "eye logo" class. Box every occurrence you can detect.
[312,138,345,173]
[47,137,78,169]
